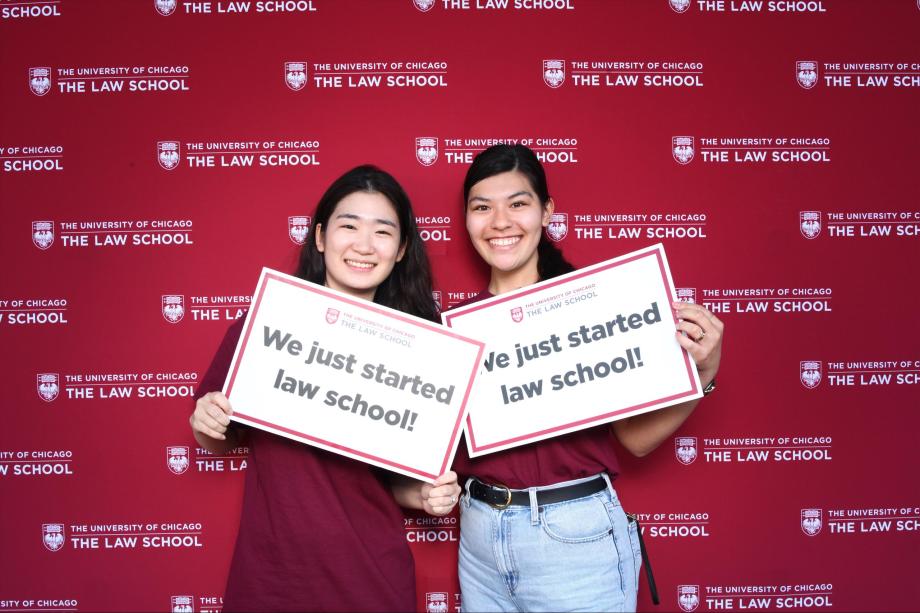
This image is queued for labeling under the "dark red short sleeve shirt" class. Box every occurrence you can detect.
[449,291,622,489]
[198,320,416,613]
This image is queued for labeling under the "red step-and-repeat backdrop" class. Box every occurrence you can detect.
[2,1,918,611]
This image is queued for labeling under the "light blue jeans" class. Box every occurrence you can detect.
[458,474,641,613]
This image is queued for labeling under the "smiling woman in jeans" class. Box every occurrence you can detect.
[451,144,724,612]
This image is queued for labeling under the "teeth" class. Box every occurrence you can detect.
[489,237,520,247]
[346,260,374,269]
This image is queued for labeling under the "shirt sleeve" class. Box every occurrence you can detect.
[195,317,247,400]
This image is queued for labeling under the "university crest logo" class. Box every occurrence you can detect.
[29,67,52,96]
[546,213,568,242]
[37,373,60,402]
[285,62,308,91]
[32,221,54,250]
[167,446,190,475]
[162,295,185,323]
[416,137,438,166]
[289,216,310,245]
[678,585,700,612]
[796,60,819,89]
[158,141,181,170]
[543,60,565,88]
[672,136,694,164]
[799,211,821,239]
[800,360,821,389]
[801,508,822,536]
[42,523,65,552]
[675,437,698,465]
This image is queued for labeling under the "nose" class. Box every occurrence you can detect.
[491,205,512,230]
[353,228,375,254]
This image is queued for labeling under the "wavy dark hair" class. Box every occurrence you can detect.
[463,144,575,281]
[295,165,439,322]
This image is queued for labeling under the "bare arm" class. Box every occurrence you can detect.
[612,301,723,457]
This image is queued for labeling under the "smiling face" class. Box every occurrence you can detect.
[315,191,406,301]
[465,170,553,292]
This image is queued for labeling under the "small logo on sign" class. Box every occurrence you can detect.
[510,307,523,323]
[326,308,340,324]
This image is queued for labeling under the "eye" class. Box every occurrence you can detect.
[469,203,490,212]
[510,200,529,208]
[376,228,394,236]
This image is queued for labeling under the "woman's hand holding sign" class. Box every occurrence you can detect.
[190,391,243,454]
[672,300,724,385]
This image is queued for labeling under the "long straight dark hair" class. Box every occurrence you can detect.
[295,165,439,322]
[463,144,575,281]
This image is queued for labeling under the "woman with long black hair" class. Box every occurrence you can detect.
[190,165,460,612]
[453,145,724,612]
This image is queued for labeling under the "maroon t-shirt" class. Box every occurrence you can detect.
[198,320,415,613]
[450,290,622,489]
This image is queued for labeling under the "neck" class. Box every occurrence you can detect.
[326,277,377,303]
[488,262,539,295]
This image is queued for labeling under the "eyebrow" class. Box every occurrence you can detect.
[468,190,535,204]
[335,212,398,228]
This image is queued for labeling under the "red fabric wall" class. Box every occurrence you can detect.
[2,1,918,611]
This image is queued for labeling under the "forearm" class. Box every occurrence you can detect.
[612,398,700,458]
[389,474,424,510]
[191,421,242,455]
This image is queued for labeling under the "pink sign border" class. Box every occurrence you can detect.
[443,248,699,454]
[226,271,484,480]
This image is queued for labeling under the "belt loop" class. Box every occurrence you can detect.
[528,487,539,524]
[600,472,614,494]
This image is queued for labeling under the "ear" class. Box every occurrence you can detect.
[396,240,407,263]
[314,223,325,253]
[542,198,555,227]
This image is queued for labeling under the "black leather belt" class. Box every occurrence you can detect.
[467,476,607,508]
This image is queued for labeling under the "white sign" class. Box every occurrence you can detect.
[224,268,484,482]
[442,244,701,457]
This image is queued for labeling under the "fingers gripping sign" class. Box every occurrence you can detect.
[421,471,462,516]
[190,391,234,441]
[673,301,724,382]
